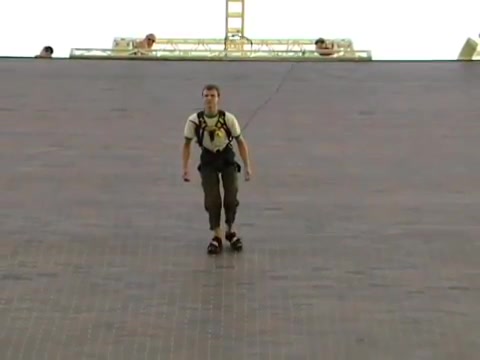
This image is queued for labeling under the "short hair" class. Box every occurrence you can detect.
[202,84,221,97]
[314,38,326,46]
[43,46,54,55]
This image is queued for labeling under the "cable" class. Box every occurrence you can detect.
[238,62,295,135]
[192,62,296,144]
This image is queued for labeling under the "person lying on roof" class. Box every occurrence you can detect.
[314,38,335,56]
[35,46,54,58]
[133,34,156,52]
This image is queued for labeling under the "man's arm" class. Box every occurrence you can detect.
[182,117,196,180]
[227,113,252,174]
[182,138,192,174]
[236,136,251,172]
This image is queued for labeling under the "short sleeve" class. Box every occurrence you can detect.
[225,112,242,138]
[184,114,197,140]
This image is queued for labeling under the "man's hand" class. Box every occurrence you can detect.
[236,137,252,182]
[182,139,192,182]
[182,169,191,182]
[244,167,252,181]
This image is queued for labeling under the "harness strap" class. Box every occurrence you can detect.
[194,110,232,150]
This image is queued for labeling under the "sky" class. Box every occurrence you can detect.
[1,0,479,60]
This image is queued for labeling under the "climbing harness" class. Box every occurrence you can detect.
[191,110,239,173]
[192,110,233,150]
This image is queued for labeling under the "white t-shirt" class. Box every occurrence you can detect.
[184,111,242,152]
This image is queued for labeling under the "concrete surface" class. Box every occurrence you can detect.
[0,59,479,359]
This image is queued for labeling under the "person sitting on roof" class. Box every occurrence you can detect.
[314,38,335,56]
[35,46,54,58]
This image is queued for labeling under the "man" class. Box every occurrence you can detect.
[35,46,54,58]
[134,33,156,54]
[314,38,335,56]
[182,84,252,255]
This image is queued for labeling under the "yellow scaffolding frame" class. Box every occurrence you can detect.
[69,0,373,60]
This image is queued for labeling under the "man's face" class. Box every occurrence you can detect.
[316,41,335,56]
[203,89,219,110]
[38,48,52,58]
[315,42,328,53]
[146,36,156,49]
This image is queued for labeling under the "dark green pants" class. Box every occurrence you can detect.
[200,164,239,231]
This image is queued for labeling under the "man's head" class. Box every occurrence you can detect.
[144,33,156,49]
[37,46,54,58]
[202,84,221,114]
[314,38,334,56]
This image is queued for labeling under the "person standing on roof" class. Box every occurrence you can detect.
[182,84,252,255]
